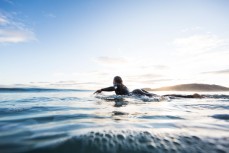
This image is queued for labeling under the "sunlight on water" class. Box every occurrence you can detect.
[0,91,228,153]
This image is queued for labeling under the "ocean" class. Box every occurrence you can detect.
[0,88,228,153]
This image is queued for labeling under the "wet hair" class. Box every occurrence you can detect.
[113,76,123,84]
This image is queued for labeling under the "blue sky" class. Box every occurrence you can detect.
[0,0,229,89]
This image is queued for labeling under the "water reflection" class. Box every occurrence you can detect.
[114,100,128,107]
[112,111,129,116]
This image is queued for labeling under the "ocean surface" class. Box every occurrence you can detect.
[0,88,229,153]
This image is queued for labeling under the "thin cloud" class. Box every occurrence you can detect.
[173,33,227,55]
[3,0,14,5]
[12,84,38,87]
[95,56,128,65]
[44,13,56,18]
[49,82,99,86]
[202,69,229,75]
[125,73,164,82]
[138,73,163,78]
[181,26,203,33]
[2,81,101,89]
[0,29,35,43]
[0,12,36,43]
[140,64,169,70]
[30,82,50,84]
[0,15,8,25]
[140,79,172,84]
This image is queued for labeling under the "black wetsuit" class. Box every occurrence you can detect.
[101,84,154,97]
[101,84,130,95]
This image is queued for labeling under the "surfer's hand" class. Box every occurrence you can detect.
[94,90,102,94]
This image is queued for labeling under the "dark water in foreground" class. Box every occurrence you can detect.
[0,89,229,153]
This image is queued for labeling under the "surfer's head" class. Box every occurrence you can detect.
[113,76,123,85]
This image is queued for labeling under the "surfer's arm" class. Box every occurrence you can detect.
[94,86,115,94]
[101,86,115,91]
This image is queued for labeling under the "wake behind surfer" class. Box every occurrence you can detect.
[94,76,203,98]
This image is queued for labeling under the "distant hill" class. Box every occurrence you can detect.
[144,83,229,92]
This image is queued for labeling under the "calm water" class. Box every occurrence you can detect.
[0,89,229,153]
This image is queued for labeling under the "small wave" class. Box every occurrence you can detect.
[139,115,184,120]
[212,114,229,120]
[95,94,168,102]
[3,96,81,103]
[24,130,229,153]
[0,106,33,113]
[184,104,229,110]
[95,94,125,100]
[16,97,54,103]
[0,113,108,123]
[203,94,229,99]
[0,87,92,93]
[0,105,71,114]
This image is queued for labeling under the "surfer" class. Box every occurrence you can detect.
[94,76,203,98]
[94,76,154,97]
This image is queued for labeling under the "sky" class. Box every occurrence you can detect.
[0,0,229,90]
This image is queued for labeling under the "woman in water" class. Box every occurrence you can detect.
[94,76,202,98]
[94,76,154,97]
